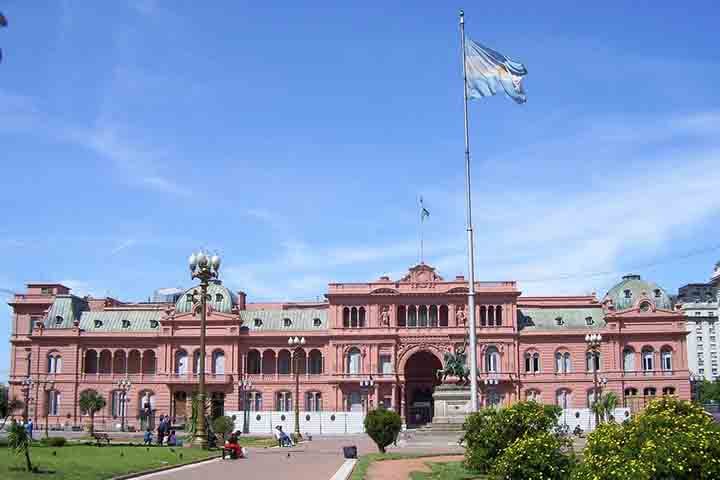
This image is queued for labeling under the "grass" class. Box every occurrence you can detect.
[1,444,218,480]
[350,453,471,480]
[409,461,487,480]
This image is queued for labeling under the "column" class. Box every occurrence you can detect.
[391,383,397,412]
[96,353,100,378]
[305,353,309,378]
[275,350,279,379]
[139,352,144,379]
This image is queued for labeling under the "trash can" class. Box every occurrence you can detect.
[343,445,357,459]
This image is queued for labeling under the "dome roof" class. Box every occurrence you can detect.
[603,274,672,311]
[175,281,237,314]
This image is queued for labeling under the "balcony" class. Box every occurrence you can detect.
[166,373,233,385]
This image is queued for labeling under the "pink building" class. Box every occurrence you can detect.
[7,264,689,431]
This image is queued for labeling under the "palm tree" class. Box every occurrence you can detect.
[8,420,33,472]
[591,391,619,423]
[79,390,106,435]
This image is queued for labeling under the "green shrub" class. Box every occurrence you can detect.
[492,431,575,480]
[573,397,720,480]
[211,416,235,442]
[40,436,67,447]
[462,401,561,473]
[363,408,402,453]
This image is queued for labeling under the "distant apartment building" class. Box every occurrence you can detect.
[677,262,720,381]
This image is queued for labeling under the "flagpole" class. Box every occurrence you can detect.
[460,9,479,412]
[419,197,424,264]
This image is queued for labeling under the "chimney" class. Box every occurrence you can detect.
[236,291,247,310]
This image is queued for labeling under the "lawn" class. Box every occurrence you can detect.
[409,461,486,480]
[1,444,217,480]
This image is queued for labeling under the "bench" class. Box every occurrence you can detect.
[92,432,111,446]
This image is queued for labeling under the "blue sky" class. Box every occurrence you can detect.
[2,1,720,380]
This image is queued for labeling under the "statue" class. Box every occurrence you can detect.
[437,343,470,386]
[455,305,467,326]
[379,306,390,326]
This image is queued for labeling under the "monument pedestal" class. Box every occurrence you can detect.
[432,385,472,425]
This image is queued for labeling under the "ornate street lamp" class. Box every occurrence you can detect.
[21,376,33,422]
[238,376,252,434]
[288,336,305,439]
[188,250,221,448]
[116,378,132,432]
[360,376,375,410]
[42,379,55,438]
[585,333,603,427]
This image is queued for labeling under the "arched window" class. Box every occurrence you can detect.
[487,306,495,327]
[587,388,600,408]
[350,307,358,328]
[480,306,487,326]
[485,346,500,373]
[48,390,61,416]
[309,349,323,374]
[642,347,654,372]
[439,305,449,327]
[99,350,112,374]
[127,350,141,374]
[429,305,438,327]
[495,306,503,326]
[142,350,156,374]
[556,389,571,409]
[275,391,292,411]
[661,348,672,371]
[623,348,635,372]
[113,350,127,374]
[175,351,188,375]
[397,306,407,327]
[586,352,600,372]
[110,390,127,418]
[624,387,638,397]
[192,350,201,374]
[359,307,366,327]
[248,391,262,411]
[555,351,571,373]
[418,306,428,327]
[407,306,417,327]
[247,350,261,374]
[262,350,276,375]
[564,353,571,373]
[643,387,657,397]
[47,353,62,374]
[662,386,676,396]
[343,307,350,328]
[84,350,97,374]
[305,392,322,411]
[525,390,541,402]
[138,390,156,416]
[524,352,540,373]
[278,350,291,374]
[212,350,225,375]
[346,347,361,374]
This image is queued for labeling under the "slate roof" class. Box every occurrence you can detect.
[240,309,328,331]
[78,309,163,332]
[518,307,605,331]
[175,282,237,314]
[603,274,672,311]
[44,295,89,328]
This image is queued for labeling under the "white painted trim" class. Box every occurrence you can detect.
[330,459,357,480]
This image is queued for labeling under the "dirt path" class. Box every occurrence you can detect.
[366,455,465,480]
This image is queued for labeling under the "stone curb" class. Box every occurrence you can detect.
[109,454,222,480]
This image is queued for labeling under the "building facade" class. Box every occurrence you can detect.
[7,264,690,431]
[677,262,720,381]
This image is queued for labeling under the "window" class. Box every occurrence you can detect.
[525,390,540,402]
[587,389,600,408]
[654,289,661,298]
[696,312,702,316]
[41,287,53,295]
[275,391,292,411]
[379,354,393,374]
[212,351,225,375]
[556,389,571,409]
[247,350,261,374]
[643,387,657,397]
[283,318,292,328]
[624,289,632,299]
[485,346,500,373]
[192,350,201,374]
[122,319,130,329]
[346,348,361,374]
[305,392,322,411]
[215,293,223,302]
[585,316,594,326]
[175,351,188,375]
[248,392,262,411]
[699,368,705,374]
[150,320,159,328]
[309,350,323,374]
[29,316,41,333]
[623,348,635,372]
[111,390,127,418]
[524,352,540,373]
[555,352,571,373]
[254,318,263,327]
[48,391,61,416]
[313,317,322,327]
[711,336,717,342]
[586,352,600,372]
[47,354,62,374]
[624,387,638,397]
[55,315,63,325]
[555,316,564,326]
[642,348,654,371]
[94,319,103,328]
[639,301,651,312]
[278,350,291,374]
[661,349,672,371]
[698,336,704,342]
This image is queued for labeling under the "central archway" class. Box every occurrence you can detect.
[403,350,442,426]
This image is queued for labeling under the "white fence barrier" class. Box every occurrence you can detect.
[559,408,631,432]
[225,410,367,435]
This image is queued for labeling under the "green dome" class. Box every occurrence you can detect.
[603,274,672,311]
[175,281,237,314]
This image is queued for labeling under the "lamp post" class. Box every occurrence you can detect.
[360,376,375,411]
[690,373,704,401]
[482,378,499,407]
[42,379,55,438]
[585,333,603,427]
[288,336,305,439]
[116,378,132,432]
[238,376,252,434]
[21,376,33,422]
[188,250,221,449]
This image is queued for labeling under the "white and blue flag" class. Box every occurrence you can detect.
[465,36,528,104]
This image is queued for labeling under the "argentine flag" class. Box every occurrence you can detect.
[465,36,528,104]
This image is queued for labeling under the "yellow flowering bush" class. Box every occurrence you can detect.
[573,397,720,480]
[491,431,575,480]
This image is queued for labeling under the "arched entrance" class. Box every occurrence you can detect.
[403,350,442,427]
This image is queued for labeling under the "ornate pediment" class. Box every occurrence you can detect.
[401,264,444,283]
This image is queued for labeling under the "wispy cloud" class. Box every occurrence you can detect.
[109,238,138,256]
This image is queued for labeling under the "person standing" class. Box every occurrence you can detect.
[25,418,34,440]
[157,415,165,446]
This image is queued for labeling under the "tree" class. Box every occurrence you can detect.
[0,384,24,430]
[78,390,106,435]
[591,391,619,423]
[363,409,402,453]
[462,401,562,473]
[8,420,33,472]
[698,379,720,403]
[212,416,235,442]
[574,397,720,480]
[492,431,575,480]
